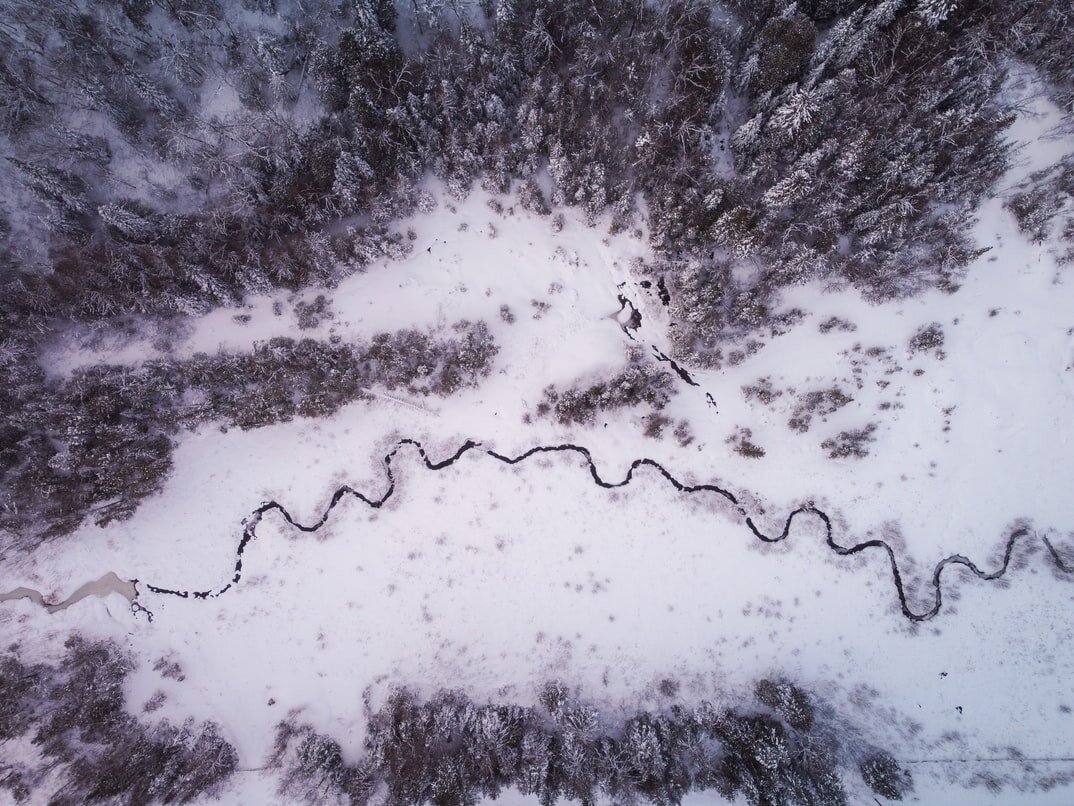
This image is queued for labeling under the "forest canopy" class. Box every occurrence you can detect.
[2,0,1073,548]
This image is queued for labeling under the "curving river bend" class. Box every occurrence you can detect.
[135,438,1071,623]
[2,439,1069,623]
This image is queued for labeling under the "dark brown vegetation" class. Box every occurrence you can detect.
[537,348,675,427]
[0,638,237,805]
[1,322,497,552]
[1,638,913,806]
[270,679,912,805]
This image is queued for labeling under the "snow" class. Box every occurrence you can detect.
[45,189,644,383]
[6,96,1074,803]
[649,193,1074,591]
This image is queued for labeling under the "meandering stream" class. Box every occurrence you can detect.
[3,441,1069,625]
[137,438,1072,623]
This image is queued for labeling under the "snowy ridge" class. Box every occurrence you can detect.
[139,438,1072,622]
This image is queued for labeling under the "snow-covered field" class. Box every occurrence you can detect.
[5,98,1074,802]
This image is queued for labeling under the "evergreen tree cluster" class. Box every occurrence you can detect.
[1,640,913,806]
[1,0,1071,347]
[999,1,1074,113]
[1006,153,1074,260]
[0,637,237,805]
[270,679,912,805]
[0,322,497,552]
[536,347,676,426]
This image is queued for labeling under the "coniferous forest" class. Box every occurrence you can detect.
[2,0,1073,549]
[3,1,1074,804]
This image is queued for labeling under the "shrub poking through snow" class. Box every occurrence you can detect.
[728,427,767,458]
[294,295,333,330]
[821,424,879,459]
[860,751,914,800]
[755,679,814,731]
[908,322,946,355]
[818,317,857,334]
